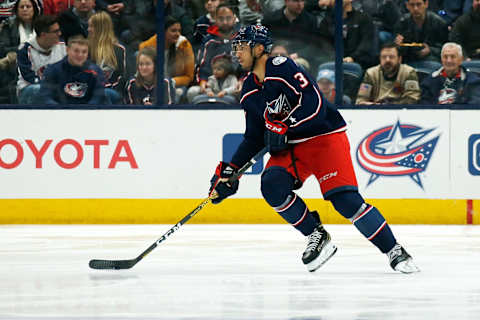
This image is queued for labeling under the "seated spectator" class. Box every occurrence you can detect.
[187,54,238,104]
[356,42,421,105]
[139,16,194,104]
[0,0,42,103]
[58,0,95,43]
[192,0,221,49]
[96,0,131,37]
[394,0,449,66]
[40,35,106,104]
[317,0,377,70]
[194,4,241,95]
[17,15,66,104]
[165,0,194,43]
[420,42,480,104]
[126,47,172,105]
[262,0,322,41]
[87,11,126,104]
[449,0,480,60]
[43,0,74,16]
[316,69,351,105]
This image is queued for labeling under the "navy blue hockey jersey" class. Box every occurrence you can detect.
[230,56,347,168]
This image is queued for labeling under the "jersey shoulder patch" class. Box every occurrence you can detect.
[272,56,287,65]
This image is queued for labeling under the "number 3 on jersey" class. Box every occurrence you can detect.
[294,72,309,88]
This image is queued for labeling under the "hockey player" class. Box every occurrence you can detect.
[208,25,420,273]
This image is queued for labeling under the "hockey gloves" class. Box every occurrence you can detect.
[264,115,289,154]
[209,161,239,204]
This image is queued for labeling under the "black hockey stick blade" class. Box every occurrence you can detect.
[89,258,138,270]
[89,147,267,270]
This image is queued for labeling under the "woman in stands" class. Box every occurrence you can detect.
[139,15,194,104]
[87,10,126,104]
[125,47,158,105]
[0,0,42,103]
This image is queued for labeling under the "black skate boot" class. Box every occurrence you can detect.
[387,243,420,273]
[302,224,337,272]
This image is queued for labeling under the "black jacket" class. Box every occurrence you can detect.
[449,10,480,59]
[58,8,90,43]
[394,11,449,63]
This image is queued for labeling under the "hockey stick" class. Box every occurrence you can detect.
[89,147,267,270]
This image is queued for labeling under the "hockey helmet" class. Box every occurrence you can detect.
[232,25,273,54]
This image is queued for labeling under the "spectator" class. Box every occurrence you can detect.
[139,16,194,104]
[316,69,351,105]
[356,42,420,105]
[262,0,322,41]
[449,0,480,60]
[0,0,17,28]
[165,0,194,43]
[318,0,377,70]
[43,0,73,16]
[194,4,241,94]
[17,15,66,104]
[420,42,480,104]
[96,0,131,37]
[187,54,238,104]
[58,0,95,43]
[125,47,158,105]
[443,0,472,26]
[394,0,449,66]
[40,34,106,104]
[0,0,42,103]
[87,10,126,104]
[192,0,221,49]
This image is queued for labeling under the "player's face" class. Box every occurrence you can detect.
[67,43,89,67]
[380,47,401,75]
[165,23,181,46]
[138,54,155,80]
[441,45,463,76]
[233,42,253,70]
[406,0,428,20]
[17,0,34,23]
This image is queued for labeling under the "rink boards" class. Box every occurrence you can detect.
[0,109,478,224]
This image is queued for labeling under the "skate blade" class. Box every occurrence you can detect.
[306,241,337,272]
[394,258,420,274]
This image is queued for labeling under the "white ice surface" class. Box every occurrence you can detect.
[1,224,479,320]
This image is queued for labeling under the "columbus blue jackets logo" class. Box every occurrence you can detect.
[266,93,291,118]
[64,82,88,98]
[356,120,440,189]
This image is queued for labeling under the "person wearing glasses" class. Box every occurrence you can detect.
[16,15,66,104]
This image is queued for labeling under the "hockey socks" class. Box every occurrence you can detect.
[349,203,396,253]
[273,192,318,236]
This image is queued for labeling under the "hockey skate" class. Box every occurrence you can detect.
[387,243,420,274]
[302,225,337,272]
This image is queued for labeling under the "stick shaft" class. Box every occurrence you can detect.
[89,147,267,270]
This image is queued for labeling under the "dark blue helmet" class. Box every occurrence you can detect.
[232,25,273,54]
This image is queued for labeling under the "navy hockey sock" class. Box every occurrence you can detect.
[349,204,396,253]
[272,192,318,236]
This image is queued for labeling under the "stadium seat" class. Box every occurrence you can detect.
[462,60,480,75]
[317,62,364,102]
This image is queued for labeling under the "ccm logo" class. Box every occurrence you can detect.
[0,139,138,169]
[468,134,480,175]
[319,171,338,183]
[265,122,286,134]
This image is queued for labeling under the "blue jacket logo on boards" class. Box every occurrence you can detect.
[356,120,440,189]
[468,134,480,175]
[222,134,263,174]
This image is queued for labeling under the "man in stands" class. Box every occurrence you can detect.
[16,15,66,104]
[40,34,106,104]
[394,0,449,66]
[356,43,421,105]
[420,42,480,104]
[58,0,95,43]
[449,0,480,60]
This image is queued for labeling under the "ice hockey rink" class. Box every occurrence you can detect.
[1,224,479,320]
